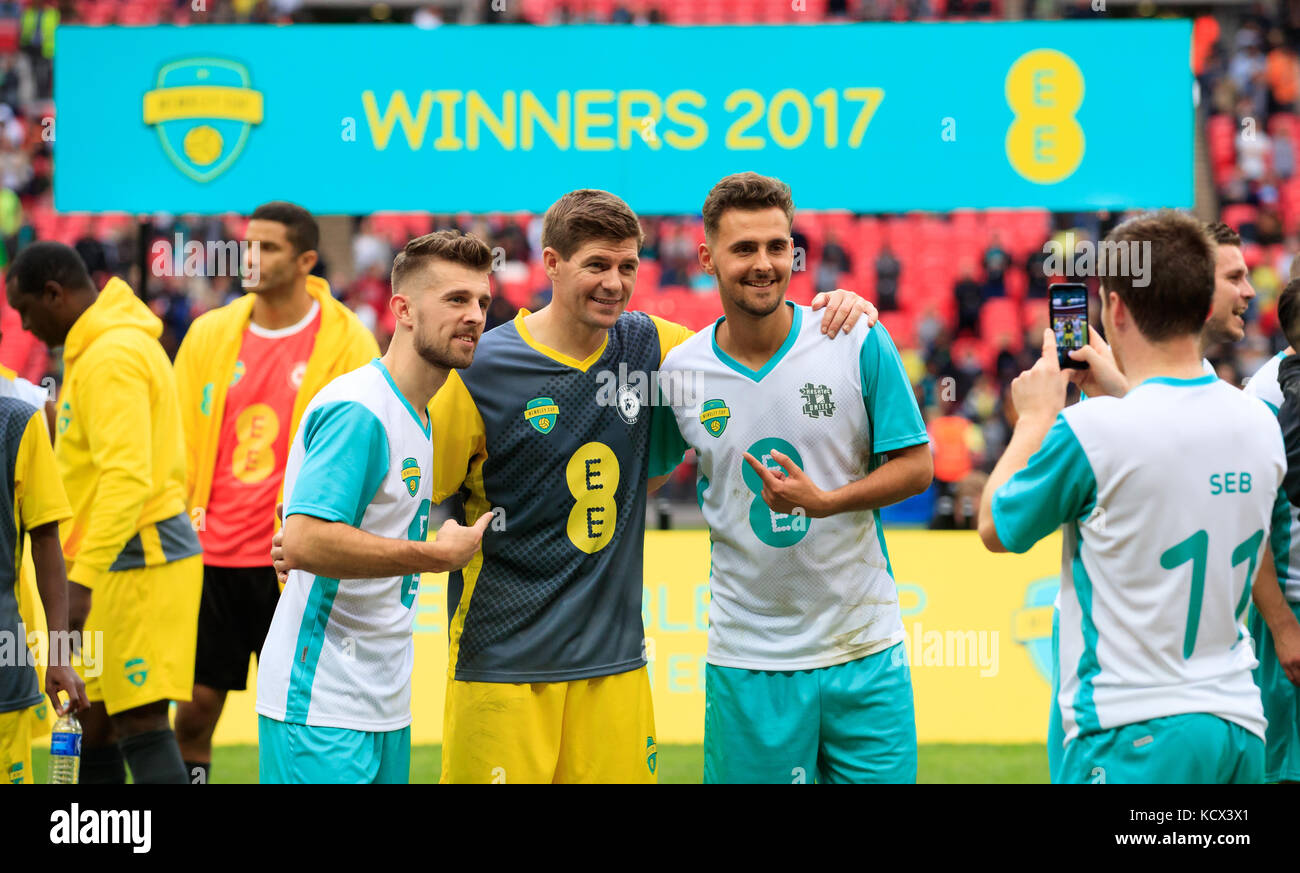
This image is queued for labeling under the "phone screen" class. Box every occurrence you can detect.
[1049,283,1089,370]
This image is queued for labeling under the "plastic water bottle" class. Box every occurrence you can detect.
[49,712,82,784]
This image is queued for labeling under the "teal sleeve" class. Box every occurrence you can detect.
[1271,485,1293,581]
[648,383,690,478]
[286,400,390,527]
[990,415,1097,554]
[860,322,929,454]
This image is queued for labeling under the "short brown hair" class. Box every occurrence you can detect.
[702,172,795,240]
[1204,220,1242,248]
[541,189,643,259]
[390,230,493,293]
[1278,277,1300,350]
[1100,210,1215,342]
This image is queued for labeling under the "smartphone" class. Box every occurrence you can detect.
[1049,282,1089,370]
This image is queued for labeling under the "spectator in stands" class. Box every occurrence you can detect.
[1236,107,1273,182]
[927,397,985,530]
[1274,129,1295,180]
[0,185,19,262]
[954,261,983,335]
[875,242,900,310]
[352,217,390,276]
[1266,28,1299,115]
[816,227,852,294]
[1279,235,1300,279]
[1221,167,1256,207]
[660,224,694,287]
[953,342,984,401]
[1230,27,1268,120]
[74,232,110,287]
[0,55,19,110]
[917,307,944,353]
[1258,206,1285,246]
[18,0,55,101]
[982,231,1008,298]
[486,296,517,332]
[791,224,809,269]
[1026,244,1049,298]
[639,219,660,260]
[412,5,443,28]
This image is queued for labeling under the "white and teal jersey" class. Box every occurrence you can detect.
[653,303,929,670]
[256,359,433,732]
[1242,350,1300,603]
[993,374,1282,744]
[1243,351,1285,412]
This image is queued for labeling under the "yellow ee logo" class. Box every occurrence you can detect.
[565,441,619,554]
[232,403,279,484]
[143,57,264,183]
[1005,49,1084,185]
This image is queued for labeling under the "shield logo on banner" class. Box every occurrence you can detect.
[143,57,264,183]
[524,396,559,434]
[699,398,730,438]
[1012,577,1059,684]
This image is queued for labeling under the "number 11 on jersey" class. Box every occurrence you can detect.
[1159,528,1263,658]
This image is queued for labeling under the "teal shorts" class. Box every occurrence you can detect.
[258,715,411,784]
[1249,601,1300,783]
[704,641,917,784]
[1059,713,1264,784]
[1047,606,1064,784]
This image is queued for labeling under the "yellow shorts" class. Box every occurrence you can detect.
[0,709,32,784]
[78,555,202,716]
[441,666,657,784]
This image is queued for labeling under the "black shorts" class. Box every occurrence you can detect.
[194,564,280,691]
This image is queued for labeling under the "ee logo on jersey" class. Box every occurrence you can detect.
[566,442,619,554]
[742,437,810,547]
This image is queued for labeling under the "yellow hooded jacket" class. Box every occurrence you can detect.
[56,278,199,589]
[173,275,381,518]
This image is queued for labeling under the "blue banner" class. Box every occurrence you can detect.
[55,21,1192,214]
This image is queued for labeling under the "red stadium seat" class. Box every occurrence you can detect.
[1220,203,1259,233]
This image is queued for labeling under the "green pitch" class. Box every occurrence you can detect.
[31,743,1048,783]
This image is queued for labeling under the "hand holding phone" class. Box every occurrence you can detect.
[1049,283,1089,370]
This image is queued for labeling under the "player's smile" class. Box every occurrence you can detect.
[590,291,624,308]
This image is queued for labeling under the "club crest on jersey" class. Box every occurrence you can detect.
[124,658,149,687]
[142,58,264,183]
[524,396,559,434]
[616,385,641,425]
[700,399,730,438]
[646,736,657,774]
[800,383,836,419]
[401,458,421,496]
